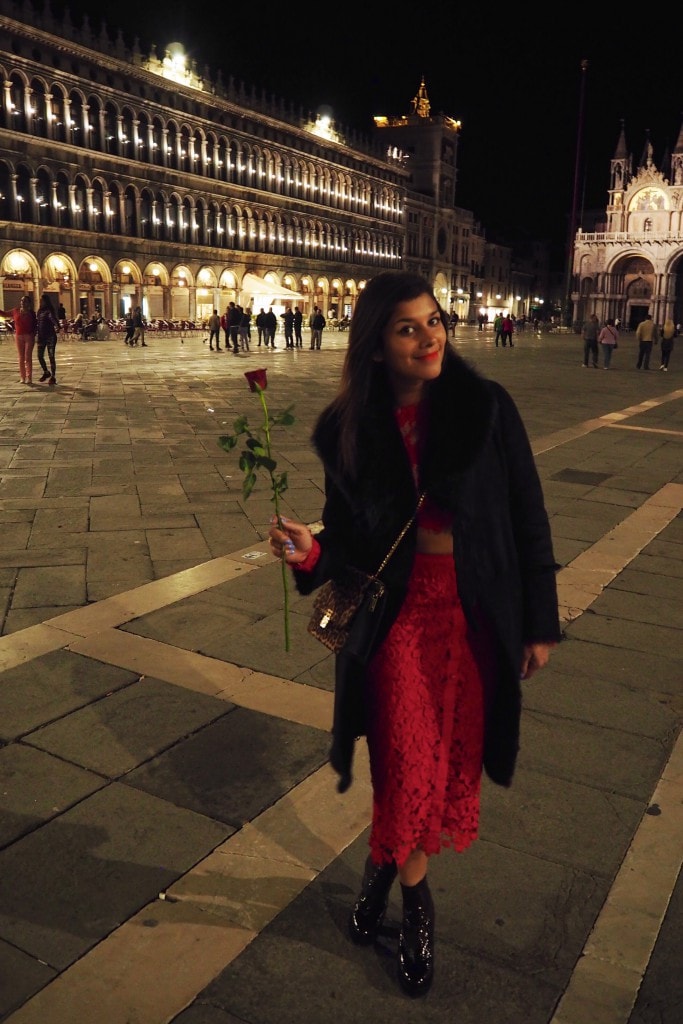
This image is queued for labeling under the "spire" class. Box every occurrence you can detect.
[674,116,683,154]
[410,76,431,118]
[613,119,628,160]
[639,130,654,169]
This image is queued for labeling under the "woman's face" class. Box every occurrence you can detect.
[376,293,447,402]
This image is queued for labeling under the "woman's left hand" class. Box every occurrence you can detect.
[520,642,554,680]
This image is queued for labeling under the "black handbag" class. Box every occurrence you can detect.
[307,494,425,662]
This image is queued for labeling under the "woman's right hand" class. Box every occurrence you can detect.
[268,516,314,565]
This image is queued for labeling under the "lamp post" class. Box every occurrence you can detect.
[563,59,588,329]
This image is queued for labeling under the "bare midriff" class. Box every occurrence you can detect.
[416,525,453,554]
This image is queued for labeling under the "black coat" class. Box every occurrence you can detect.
[294,350,561,792]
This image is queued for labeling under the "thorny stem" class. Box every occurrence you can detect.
[256,387,290,652]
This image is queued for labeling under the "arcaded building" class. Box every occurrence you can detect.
[0,3,550,326]
[571,121,683,329]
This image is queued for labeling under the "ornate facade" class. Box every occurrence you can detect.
[0,3,546,325]
[571,122,683,329]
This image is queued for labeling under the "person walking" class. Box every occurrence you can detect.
[207,309,221,350]
[123,310,135,346]
[502,312,514,348]
[635,313,658,369]
[493,311,504,347]
[239,306,251,351]
[581,313,599,367]
[36,294,61,385]
[0,294,37,384]
[132,306,147,346]
[310,306,325,349]
[659,318,676,371]
[256,308,267,346]
[283,307,295,348]
[293,306,303,347]
[264,307,277,348]
[598,317,619,368]
[227,302,242,353]
[268,270,560,998]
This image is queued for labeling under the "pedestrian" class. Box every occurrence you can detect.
[310,305,325,349]
[57,302,66,323]
[268,270,560,998]
[659,318,676,371]
[207,309,221,350]
[264,307,277,348]
[635,313,658,369]
[221,308,230,349]
[123,310,135,346]
[493,311,504,347]
[448,310,458,336]
[598,317,619,368]
[36,293,61,385]
[581,313,599,367]
[0,294,37,384]
[283,307,295,348]
[502,312,514,348]
[227,302,241,353]
[256,308,267,346]
[132,306,147,346]
[293,306,303,347]
[239,306,251,351]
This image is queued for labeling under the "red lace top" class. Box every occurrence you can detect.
[395,403,453,532]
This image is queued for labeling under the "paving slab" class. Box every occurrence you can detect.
[26,677,233,777]
[0,783,231,971]
[125,708,330,827]
[0,651,138,739]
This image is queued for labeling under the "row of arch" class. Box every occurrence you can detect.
[2,69,404,221]
[573,252,683,328]
[0,248,367,322]
[0,162,403,265]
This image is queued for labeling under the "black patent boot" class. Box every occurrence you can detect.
[349,855,397,945]
[398,877,435,997]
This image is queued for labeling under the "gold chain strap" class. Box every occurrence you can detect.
[374,492,426,577]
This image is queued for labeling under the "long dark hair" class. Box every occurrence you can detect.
[326,271,449,478]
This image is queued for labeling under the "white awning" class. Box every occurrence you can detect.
[240,273,303,300]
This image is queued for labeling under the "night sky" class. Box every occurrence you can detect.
[38,3,683,267]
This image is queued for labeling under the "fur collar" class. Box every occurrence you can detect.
[312,350,497,530]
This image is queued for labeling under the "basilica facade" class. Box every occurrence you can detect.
[571,122,683,329]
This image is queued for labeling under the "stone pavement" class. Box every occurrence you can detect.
[0,324,681,1024]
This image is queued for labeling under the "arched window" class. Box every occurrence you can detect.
[123,185,137,235]
[9,74,27,133]
[54,172,70,227]
[140,189,154,238]
[108,182,122,234]
[120,106,135,159]
[30,78,49,137]
[68,91,85,145]
[51,85,68,143]
[35,168,53,225]
[72,175,88,229]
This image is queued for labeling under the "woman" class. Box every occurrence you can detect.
[268,272,560,997]
[36,294,60,385]
[660,318,676,371]
[0,294,37,383]
[598,317,619,368]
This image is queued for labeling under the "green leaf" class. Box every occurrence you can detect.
[233,414,249,433]
[218,435,238,452]
[243,473,257,499]
[273,406,296,426]
[239,451,256,471]
[246,437,268,457]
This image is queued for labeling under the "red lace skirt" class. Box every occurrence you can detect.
[365,553,487,867]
